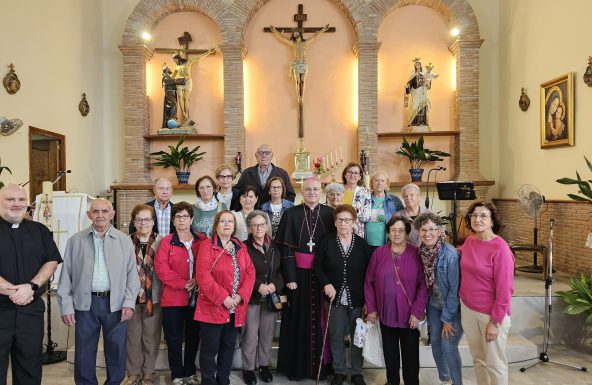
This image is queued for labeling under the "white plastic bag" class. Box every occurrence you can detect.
[362,320,385,366]
[353,317,367,348]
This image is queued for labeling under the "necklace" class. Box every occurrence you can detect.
[303,204,320,253]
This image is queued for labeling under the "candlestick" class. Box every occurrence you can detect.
[339,146,343,161]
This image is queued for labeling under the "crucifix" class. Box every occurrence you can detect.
[306,238,316,253]
[155,32,216,126]
[264,4,336,139]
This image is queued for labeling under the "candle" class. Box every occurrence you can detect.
[339,146,343,161]
[330,152,334,167]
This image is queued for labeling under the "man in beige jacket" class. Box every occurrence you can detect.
[57,198,140,385]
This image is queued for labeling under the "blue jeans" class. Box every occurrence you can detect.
[162,306,200,380]
[427,303,463,385]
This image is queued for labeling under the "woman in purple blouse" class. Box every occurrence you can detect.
[365,215,428,385]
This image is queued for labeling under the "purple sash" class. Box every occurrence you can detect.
[295,252,314,269]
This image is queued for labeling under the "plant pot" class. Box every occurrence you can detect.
[409,168,424,182]
[176,171,191,184]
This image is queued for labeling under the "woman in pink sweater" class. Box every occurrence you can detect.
[460,202,514,385]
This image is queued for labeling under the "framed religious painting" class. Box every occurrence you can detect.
[540,72,574,148]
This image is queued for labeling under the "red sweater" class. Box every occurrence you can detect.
[194,236,255,326]
[155,231,206,307]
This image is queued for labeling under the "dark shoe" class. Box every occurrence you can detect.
[242,370,257,385]
[258,366,273,383]
[331,373,346,385]
[351,374,367,385]
[344,334,351,348]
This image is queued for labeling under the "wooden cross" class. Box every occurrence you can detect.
[307,238,316,253]
[264,4,336,139]
[263,4,336,36]
[53,220,69,249]
[154,31,216,58]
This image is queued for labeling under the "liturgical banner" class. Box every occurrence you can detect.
[33,192,92,286]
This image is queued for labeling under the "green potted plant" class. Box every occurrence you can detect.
[149,136,206,184]
[0,158,12,189]
[556,156,592,204]
[395,136,450,182]
[556,274,592,325]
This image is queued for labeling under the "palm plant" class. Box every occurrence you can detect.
[556,274,592,325]
[395,136,451,170]
[149,136,206,173]
[0,158,12,189]
[556,156,592,204]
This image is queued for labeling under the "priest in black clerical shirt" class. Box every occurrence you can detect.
[0,184,62,385]
[275,177,336,381]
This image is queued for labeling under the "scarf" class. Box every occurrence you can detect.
[196,197,219,211]
[418,235,446,293]
[131,231,158,316]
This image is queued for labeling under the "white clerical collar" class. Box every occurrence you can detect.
[12,223,20,228]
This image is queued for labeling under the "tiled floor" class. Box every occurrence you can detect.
[14,345,592,385]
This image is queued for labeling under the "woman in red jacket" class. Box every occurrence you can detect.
[155,202,206,385]
[195,210,255,385]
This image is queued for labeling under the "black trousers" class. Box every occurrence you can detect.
[162,306,200,380]
[0,301,44,385]
[380,324,420,385]
[199,315,238,385]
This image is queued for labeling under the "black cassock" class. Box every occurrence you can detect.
[274,203,336,380]
[0,217,62,384]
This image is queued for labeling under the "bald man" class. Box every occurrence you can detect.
[0,184,61,385]
[57,198,140,385]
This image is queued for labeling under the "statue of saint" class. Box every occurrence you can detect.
[404,60,438,129]
[161,63,184,128]
[269,25,330,104]
[171,48,216,125]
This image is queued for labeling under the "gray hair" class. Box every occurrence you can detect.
[401,183,421,195]
[325,183,344,195]
[413,212,443,230]
[245,210,270,228]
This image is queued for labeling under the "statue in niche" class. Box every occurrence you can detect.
[404,59,438,131]
[171,48,215,126]
[269,24,330,104]
[161,63,184,128]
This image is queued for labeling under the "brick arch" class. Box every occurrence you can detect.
[122,0,227,46]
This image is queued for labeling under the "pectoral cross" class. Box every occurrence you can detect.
[307,238,315,253]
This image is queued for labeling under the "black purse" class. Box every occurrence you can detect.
[266,247,283,312]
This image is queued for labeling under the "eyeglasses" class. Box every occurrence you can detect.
[469,213,490,220]
[218,174,233,180]
[346,171,361,176]
[270,186,283,190]
[336,218,353,223]
[134,218,153,224]
[174,214,191,221]
[419,227,440,234]
[257,151,272,156]
[250,223,267,229]
[156,186,171,192]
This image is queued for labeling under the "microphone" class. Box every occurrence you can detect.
[53,170,72,185]
[425,166,447,209]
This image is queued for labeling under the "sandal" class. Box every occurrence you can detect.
[124,377,140,385]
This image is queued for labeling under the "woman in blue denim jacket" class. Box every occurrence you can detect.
[366,171,404,247]
[414,212,463,385]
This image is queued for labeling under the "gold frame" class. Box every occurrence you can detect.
[540,72,574,148]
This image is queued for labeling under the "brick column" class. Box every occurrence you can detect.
[219,43,245,163]
[449,39,484,182]
[119,44,153,184]
[356,40,381,174]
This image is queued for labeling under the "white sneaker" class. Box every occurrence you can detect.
[185,374,200,385]
[440,381,452,385]
[172,378,185,385]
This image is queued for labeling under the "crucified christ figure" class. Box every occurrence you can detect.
[269,24,330,104]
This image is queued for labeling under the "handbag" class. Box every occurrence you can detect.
[265,246,283,312]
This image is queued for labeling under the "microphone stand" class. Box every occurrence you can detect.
[425,166,445,210]
[52,170,71,186]
[42,275,67,364]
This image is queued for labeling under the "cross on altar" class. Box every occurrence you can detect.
[154,31,216,58]
[53,220,69,249]
[307,238,316,253]
[264,4,335,139]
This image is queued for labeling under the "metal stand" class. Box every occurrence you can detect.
[42,276,67,364]
[436,181,476,246]
[520,220,587,373]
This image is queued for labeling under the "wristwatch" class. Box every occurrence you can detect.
[28,281,39,291]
